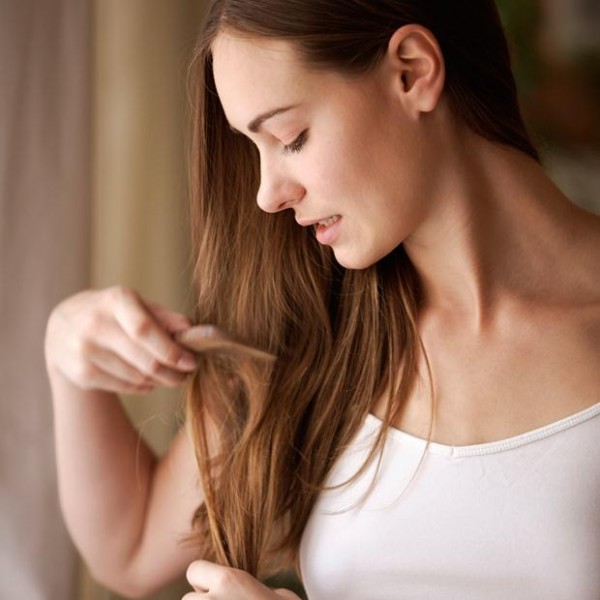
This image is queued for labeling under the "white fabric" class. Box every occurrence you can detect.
[300,401,600,599]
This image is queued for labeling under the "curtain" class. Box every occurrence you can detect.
[85,1,206,598]
[0,0,90,597]
[1,0,205,598]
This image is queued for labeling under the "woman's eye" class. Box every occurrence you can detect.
[281,130,308,155]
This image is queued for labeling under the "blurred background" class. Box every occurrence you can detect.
[0,1,598,599]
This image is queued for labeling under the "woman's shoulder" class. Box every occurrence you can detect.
[565,211,600,340]
[527,211,600,407]
[564,206,600,308]
[567,212,600,382]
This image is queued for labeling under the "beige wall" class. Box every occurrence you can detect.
[83,1,207,598]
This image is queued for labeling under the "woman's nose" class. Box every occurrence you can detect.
[256,163,305,214]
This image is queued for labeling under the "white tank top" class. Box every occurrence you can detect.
[300,401,600,599]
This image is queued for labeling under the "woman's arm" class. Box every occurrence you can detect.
[45,287,205,598]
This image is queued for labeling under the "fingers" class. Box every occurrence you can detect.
[273,589,301,599]
[45,286,205,395]
[113,288,198,371]
[89,346,191,394]
[185,560,285,599]
[85,346,155,390]
[186,559,227,592]
[185,560,253,596]
[146,301,193,333]
[95,321,191,388]
[74,357,155,395]
[174,325,230,354]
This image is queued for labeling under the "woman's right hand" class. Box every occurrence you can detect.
[44,286,199,395]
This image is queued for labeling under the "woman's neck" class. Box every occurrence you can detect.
[403,130,600,333]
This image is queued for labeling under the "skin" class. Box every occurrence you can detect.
[184,560,299,599]
[45,288,205,598]
[212,26,600,451]
[45,24,600,600]
[214,27,443,272]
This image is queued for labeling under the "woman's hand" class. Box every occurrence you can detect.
[183,560,302,599]
[44,286,199,394]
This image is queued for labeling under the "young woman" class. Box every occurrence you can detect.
[45,1,600,598]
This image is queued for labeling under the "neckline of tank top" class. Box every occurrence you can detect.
[364,399,600,458]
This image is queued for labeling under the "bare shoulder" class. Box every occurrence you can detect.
[576,209,600,335]
[564,210,600,393]
[515,211,600,416]
[577,294,600,357]
[565,209,600,343]
[561,204,600,309]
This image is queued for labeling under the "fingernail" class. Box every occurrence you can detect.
[178,355,198,370]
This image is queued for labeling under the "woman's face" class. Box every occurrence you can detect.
[212,32,434,269]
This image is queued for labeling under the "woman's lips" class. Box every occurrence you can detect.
[295,214,342,246]
[314,215,341,245]
[315,215,340,228]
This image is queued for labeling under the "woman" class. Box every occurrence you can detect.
[45,0,600,598]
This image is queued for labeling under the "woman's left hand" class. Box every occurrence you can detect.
[183,560,302,599]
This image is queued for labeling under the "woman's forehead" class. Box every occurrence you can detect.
[212,33,314,89]
[211,33,325,130]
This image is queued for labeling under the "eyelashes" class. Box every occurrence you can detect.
[281,130,308,155]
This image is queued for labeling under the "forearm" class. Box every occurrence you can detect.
[49,367,156,590]
[43,287,203,596]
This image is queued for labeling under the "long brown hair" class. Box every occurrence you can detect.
[184,0,539,579]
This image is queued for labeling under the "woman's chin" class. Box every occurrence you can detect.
[333,249,380,271]
[333,242,404,270]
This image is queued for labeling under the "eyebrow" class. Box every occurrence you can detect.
[229,105,298,134]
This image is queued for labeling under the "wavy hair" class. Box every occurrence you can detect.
[183,0,539,579]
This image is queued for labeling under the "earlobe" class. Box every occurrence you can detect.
[386,24,445,114]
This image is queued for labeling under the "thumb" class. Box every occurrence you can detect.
[273,589,301,599]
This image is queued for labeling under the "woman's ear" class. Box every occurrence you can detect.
[385,24,445,115]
